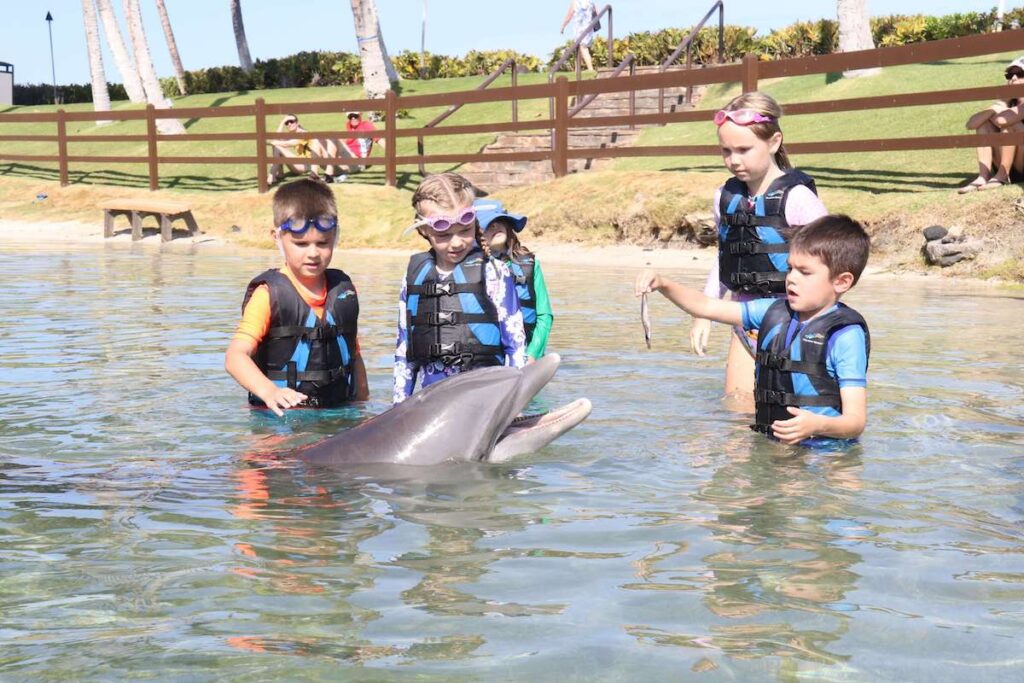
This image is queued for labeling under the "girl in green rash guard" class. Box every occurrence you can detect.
[476,199,554,362]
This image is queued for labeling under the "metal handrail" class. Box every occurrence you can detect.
[417,57,520,176]
[660,0,725,112]
[547,4,615,80]
[569,54,635,117]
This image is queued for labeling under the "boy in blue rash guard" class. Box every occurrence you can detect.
[635,215,870,446]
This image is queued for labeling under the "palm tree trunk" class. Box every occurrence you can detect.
[837,0,880,77]
[350,0,397,99]
[154,0,187,95]
[81,0,112,122]
[123,0,186,134]
[95,0,147,103]
[230,0,254,73]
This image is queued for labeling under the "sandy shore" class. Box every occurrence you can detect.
[0,217,1010,286]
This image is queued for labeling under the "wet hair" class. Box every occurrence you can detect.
[721,91,790,170]
[488,218,533,261]
[790,214,870,285]
[411,172,493,259]
[272,177,337,228]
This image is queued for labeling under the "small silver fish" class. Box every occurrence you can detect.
[640,292,652,349]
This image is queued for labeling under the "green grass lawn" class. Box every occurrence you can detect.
[612,50,1021,200]
[0,73,561,192]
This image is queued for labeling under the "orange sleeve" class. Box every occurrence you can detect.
[233,285,271,345]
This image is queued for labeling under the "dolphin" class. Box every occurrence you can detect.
[297,353,591,467]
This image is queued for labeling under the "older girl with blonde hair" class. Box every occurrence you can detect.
[692,91,828,404]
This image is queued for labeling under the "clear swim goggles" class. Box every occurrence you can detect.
[278,215,338,235]
[714,109,776,127]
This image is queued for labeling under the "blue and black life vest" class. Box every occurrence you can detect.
[719,169,817,295]
[752,298,870,435]
[242,269,359,409]
[508,254,537,343]
[405,248,504,368]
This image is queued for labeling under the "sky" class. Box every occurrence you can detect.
[0,1,1010,86]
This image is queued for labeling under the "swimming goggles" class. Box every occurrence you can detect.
[278,216,338,234]
[714,109,776,127]
[410,207,477,233]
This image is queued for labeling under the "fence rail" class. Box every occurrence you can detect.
[1,29,1022,193]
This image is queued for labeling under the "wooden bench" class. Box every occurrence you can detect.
[99,199,198,242]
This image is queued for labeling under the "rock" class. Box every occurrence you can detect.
[924,237,984,267]
[922,225,948,242]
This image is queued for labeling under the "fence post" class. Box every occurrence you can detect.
[255,98,268,194]
[385,89,397,187]
[552,76,569,178]
[511,64,518,124]
[742,53,759,93]
[56,108,69,187]
[146,104,159,191]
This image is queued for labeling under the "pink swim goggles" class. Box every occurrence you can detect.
[410,207,477,233]
[714,109,776,127]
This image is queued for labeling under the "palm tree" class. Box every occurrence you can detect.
[123,0,186,133]
[230,0,254,73]
[837,0,880,77]
[350,0,398,98]
[154,0,187,95]
[81,0,111,121]
[95,0,146,103]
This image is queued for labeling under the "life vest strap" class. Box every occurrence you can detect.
[723,212,789,229]
[267,365,347,386]
[730,271,787,288]
[408,281,480,297]
[754,389,839,408]
[266,324,339,341]
[411,311,494,326]
[428,341,503,367]
[755,352,828,377]
[728,241,790,256]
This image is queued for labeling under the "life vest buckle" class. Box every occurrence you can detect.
[731,272,758,286]
[754,389,786,405]
[425,311,458,326]
[726,212,757,227]
[422,282,454,296]
[728,240,760,255]
[755,352,789,371]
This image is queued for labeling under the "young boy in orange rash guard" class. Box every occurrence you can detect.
[225,179,369,416]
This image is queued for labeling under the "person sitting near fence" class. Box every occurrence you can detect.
[560,0,598,73]
[319,111,384,182]
[267,114,333,186]
[957,56,1024,194]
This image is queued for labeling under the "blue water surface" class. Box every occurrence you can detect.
[1,243,1022,682]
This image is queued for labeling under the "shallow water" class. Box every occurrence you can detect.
[1,244,1023,682]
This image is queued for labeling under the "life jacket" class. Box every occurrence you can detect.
[718,169,817,295]
[242,269,359,409]
[752,298,870,434]
[508,254,537,343]
[405,248,504,369]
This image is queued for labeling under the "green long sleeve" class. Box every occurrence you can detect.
[526,258,554,360]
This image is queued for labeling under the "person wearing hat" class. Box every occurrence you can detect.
[958,56,1024,193]
[476,199,554,362]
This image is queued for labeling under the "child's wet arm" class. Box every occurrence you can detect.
[656,278,742,326]
[816,387,867,439]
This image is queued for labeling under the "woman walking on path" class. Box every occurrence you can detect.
[560,0,598,73]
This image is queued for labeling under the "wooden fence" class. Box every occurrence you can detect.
[1,28,1023,193]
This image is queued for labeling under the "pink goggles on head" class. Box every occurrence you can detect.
[714,109,776,127]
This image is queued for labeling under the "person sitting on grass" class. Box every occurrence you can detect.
[267,115,334,185]
[958,56,1024,194]
[635,214,871,447]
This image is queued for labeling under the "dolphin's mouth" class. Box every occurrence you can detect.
[499,399,591,437]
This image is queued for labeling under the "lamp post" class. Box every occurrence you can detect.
[420,0,428,79]
[45,11,57,104]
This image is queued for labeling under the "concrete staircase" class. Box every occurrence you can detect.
[460,66,703,193]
